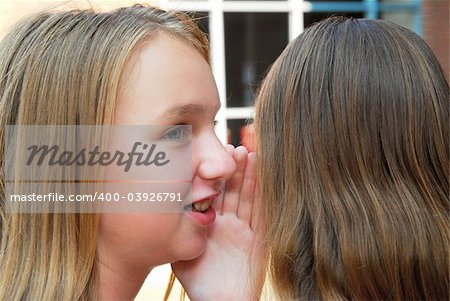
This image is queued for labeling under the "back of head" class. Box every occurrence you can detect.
[0,4,209,300]
[256,17,449,300]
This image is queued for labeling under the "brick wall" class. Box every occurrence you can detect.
[423,0,450,79]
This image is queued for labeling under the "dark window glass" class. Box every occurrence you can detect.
[184,11,209,36]
[311,0,362,1]
[304,12,364,28]
[379,0,414,2]
[224,13,288,107]
[227,119,255,150]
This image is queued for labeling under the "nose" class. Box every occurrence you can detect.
[196,133,236,181]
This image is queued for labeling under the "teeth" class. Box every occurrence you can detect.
[193,199,212,212]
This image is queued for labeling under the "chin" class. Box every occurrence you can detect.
[175,230,208,261]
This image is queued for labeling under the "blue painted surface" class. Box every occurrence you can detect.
[308,0,422,34]
[309,2,367,12]
[366,0,378,19]
[413,0,423,36]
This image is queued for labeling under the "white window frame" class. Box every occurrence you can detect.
[155,0,419,144]
[154,0,307,143]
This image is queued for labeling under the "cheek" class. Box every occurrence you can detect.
[99,214,208,264]
[100,214,180,258]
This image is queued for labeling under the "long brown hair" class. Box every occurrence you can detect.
[255,17,449,300]
[0,4,209,300]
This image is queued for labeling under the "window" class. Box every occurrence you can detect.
[159,0,422,147]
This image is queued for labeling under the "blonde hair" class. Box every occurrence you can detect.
[256,17,449,300]
[0,4,209,300]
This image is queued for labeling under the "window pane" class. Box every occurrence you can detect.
[311,0,362,2]
[304,12,364,28]
[379,11,415,30]
[379,0,414,2]
[227,119,255,151]
[378,0,416,31]
[184,12,209,36]
[225,12,288,107]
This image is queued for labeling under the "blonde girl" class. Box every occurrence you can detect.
[0,4,260,300]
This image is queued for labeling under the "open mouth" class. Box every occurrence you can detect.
[183,198,213,213]
[183,196,217,226]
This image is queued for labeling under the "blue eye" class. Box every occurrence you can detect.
[161,126,191,142]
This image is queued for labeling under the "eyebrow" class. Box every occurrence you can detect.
[161,103,221,122]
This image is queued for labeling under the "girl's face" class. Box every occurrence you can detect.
[98,33,236,270]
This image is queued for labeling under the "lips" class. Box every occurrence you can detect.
[183,194,219,226]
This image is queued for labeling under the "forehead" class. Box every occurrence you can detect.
[115,33,219,124]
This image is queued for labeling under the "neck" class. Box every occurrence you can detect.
[96,250,153,300]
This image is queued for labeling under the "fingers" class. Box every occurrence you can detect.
[222,146,248,215]
[212,144,235,214]
[250,179,261,231]
[237,152,256,225]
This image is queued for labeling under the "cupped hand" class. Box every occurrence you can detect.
[172,145,263,301]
